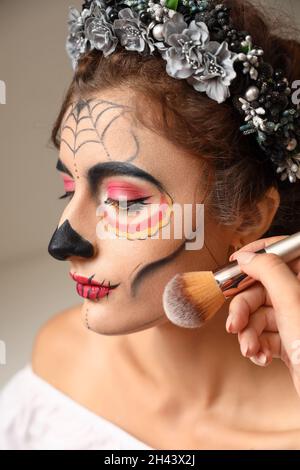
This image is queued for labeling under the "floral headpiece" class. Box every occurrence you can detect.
[66,0,300,183]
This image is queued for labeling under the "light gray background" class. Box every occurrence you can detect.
[0,0,299,387]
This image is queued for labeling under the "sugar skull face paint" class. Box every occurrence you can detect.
[56,158,75,199]
[97,177,174,240]
[62,174,75,193]
[49,88,226,335]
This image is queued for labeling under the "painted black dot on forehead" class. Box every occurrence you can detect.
[60,98,140,163]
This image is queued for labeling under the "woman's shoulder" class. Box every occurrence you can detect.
[0,306,146,450]
[32,303,84,354]
[31,305,115,400]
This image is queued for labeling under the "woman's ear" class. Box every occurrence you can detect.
[230,186,280,249]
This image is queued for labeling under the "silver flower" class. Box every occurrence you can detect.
[67,4,95,34]
[236,35,264,81]
[276,154,300,183]
[66,3,111,68]
[67,7,84,35]
[113,8,155,53]
[66,7,90,69]
[85,14,118,57]
[187,41,237,103]
[156,13,209,79]
[93,0,106,9]
[147,0,177,22]
[66,35,88,70]
[239,97,267,131]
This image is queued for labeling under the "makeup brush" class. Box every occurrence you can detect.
[162,232,300,328]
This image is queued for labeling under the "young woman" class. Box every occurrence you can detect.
[1,0,300,449]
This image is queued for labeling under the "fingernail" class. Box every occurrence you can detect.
[234,251,256,265]
[255,352,267,365]
[226,316,233,332]
[241,343,249,356]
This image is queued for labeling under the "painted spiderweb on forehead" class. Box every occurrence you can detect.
[60,98,140,162]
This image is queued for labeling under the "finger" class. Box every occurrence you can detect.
[237,306,277,357]
[226,283,266,333]
[288,257,300,276]
[232,249,300,277]
[229,235,288,262]
[226,260,300,334]
[249,331,281,366]
[233,251,300,360]
[230,234,300,276]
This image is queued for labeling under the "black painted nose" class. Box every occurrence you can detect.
[48,219,94,261]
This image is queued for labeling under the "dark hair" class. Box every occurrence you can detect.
[51,0,300,236]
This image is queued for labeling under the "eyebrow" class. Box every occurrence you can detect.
[56,158,73,177]
[56,159,171,198]
[87,161,169,197]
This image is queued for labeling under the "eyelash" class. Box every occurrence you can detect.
[59,191,75,200]
[58,194,152,210]
[105,196,151,212]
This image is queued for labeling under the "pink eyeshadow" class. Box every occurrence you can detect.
[107,180,151,199]
[62,175,75,192]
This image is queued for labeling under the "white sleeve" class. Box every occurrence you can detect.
[0,366,110,450]
[0,365,152,450]
[0,367,35,450]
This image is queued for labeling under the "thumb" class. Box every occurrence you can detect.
[233,251,300,360]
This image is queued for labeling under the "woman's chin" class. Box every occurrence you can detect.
[80,301,168,336]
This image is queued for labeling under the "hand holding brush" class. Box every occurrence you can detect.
[163,233,300,398]
[163,232,300,328]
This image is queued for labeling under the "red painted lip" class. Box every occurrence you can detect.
[69,272,120,301]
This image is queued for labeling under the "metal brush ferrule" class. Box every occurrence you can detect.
[214,261,257,298]
[213,232,300,299]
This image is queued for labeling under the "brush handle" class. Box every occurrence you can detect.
[213,232,300,298]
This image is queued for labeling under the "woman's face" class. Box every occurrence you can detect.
[48,88,230,335]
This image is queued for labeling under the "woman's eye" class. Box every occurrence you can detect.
[105,197,151,213]
[59,191,75,200]
[126,201,149,213]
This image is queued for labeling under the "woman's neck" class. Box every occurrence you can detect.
[112,305,261,412]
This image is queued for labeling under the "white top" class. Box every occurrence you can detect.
[0,365,153,450]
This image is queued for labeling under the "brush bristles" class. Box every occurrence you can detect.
[163,271,225,328]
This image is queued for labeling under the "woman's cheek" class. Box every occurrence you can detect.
[97,193,173,240]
